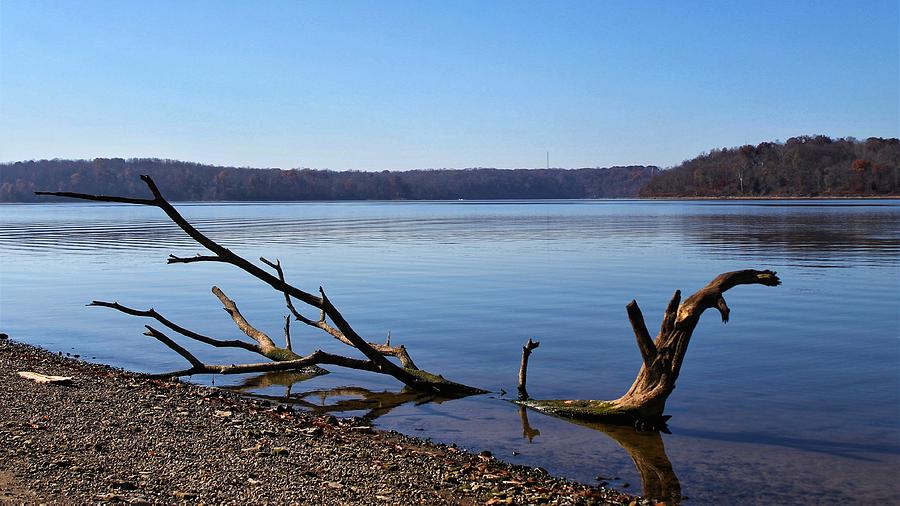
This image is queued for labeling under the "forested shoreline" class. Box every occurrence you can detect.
[1,136,897,202]
[641,136,899,197]
[0,159,656,202]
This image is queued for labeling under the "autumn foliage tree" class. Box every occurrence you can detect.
[641,136,899,197]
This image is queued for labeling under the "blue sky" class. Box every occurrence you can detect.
[1,0,897,170]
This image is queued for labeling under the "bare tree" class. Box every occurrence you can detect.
[517,270,781,426]
[38,175,484,396]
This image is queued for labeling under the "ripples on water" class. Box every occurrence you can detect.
[1,199,898,505]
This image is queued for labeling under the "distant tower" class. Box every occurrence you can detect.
[546,151,550,170]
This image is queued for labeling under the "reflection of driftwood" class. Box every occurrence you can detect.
[517,270,780,426]
[515,407,681,503]
[38,176,484,396]
[235,370,324,389]
[517,406,541,443]
[227,372,441,421]
[589,422,681,503]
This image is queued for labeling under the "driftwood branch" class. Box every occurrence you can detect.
[34,191,154,206]
[211,286,278,352]
[259,257,304,321]
[143,325,203,369]
[260,256,419,369]
[143,326,383,378]
[39,175,483,396]
[626,301,656,368]
[517,270,781,425]
[40,175,324,308]
[167,254,226,264]
[658,290,681,337]
[516,338,540,400]
[283,315,292,351]
[88,300,262,353]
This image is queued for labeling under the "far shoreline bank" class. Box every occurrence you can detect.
[2,195,898,205]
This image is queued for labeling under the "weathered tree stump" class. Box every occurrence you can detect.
[517,270,781,426]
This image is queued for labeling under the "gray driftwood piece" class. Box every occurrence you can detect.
[18,371,73,385]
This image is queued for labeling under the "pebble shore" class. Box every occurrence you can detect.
[0,338,641,505]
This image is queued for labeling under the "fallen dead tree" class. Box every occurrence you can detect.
[516,270,781,427]
[37,175,484,396]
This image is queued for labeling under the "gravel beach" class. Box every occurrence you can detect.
[0,338,639,505]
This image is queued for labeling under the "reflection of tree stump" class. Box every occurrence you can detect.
[596,423,681,503]
[517,270,781,425]
[515,408,681,503]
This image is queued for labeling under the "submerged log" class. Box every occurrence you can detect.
[517,270,781,425]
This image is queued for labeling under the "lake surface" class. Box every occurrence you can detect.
[1,199,898,504]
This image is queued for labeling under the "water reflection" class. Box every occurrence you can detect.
[678,212,900,266]
[227,371,457,421]
[518,406,541,443]
[674,426,900,462]
[518,407,682,503]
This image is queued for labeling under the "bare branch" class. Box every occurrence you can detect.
[715,296,730,323]
[283,314,292,351]
[658,290,681,338]
[211,286,277,351]
[626,300,656,367]
[143,325,204,369]
[34,191,156,206]
[517,338,540,401]
[135,175,325,308]
[150,349,382,377]
[319,288,414,379]
[39,175,483,396]
[89,300,261,353]
[261,256,419,369]
[260,257,304,321]
[167,254,226,264]
[43,177,325,309]
[677,270,780,324]
[318,287,475,393]
[715,269,781,291]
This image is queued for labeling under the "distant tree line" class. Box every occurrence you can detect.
[640,136,899,197]
[0,158,657,202]
[2,136,896,202]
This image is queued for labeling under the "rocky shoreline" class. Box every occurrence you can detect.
[0,338,640,505]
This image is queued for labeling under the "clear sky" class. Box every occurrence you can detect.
[1,1,897,170]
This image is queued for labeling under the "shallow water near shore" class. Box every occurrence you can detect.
[1,199,898,504]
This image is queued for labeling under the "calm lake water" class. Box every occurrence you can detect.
[1,199,898,504]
